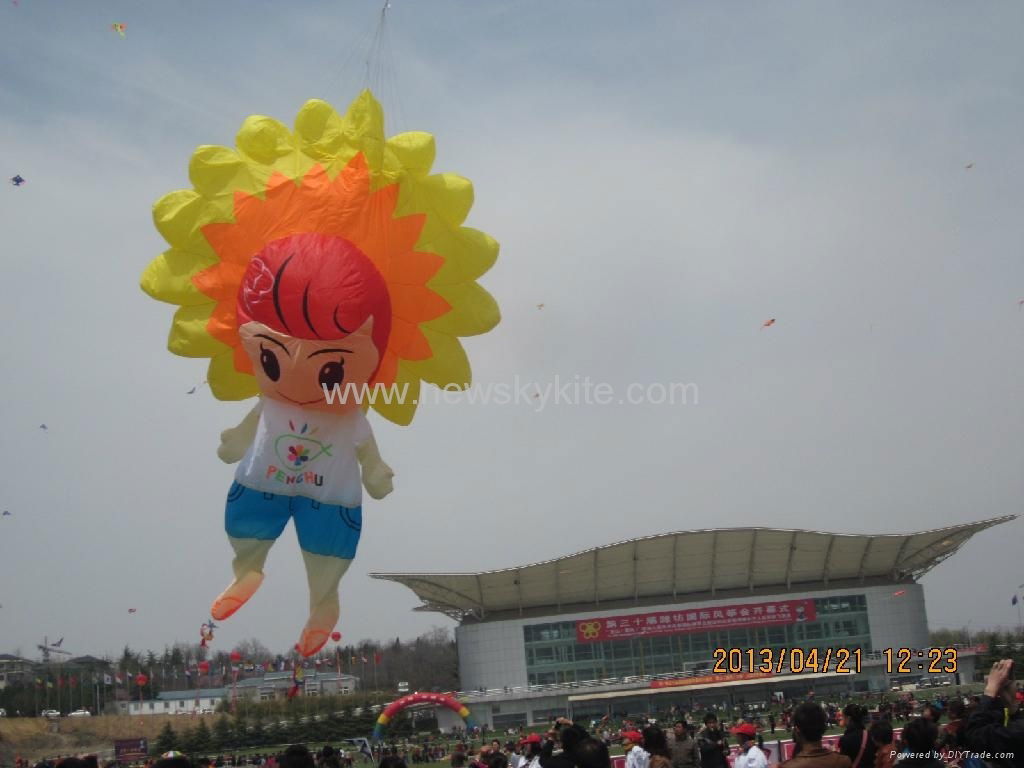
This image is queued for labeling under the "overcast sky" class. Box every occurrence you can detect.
[1,1,1022,662]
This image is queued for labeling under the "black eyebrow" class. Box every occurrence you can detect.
[307,348,353,358]
[255,334,290,354]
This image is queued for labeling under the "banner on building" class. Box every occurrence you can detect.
[574,598,816,643]
[649,671,775,689]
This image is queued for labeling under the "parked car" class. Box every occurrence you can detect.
[0,708,6,717]
[69,709,91,718]
[41,709,60,718]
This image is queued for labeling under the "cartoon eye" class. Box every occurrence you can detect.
[260,345,281,381]
[318,360,345,390]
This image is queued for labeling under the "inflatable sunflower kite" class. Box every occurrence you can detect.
[141,90,499,656]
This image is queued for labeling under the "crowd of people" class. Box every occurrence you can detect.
[10,661,1021,768]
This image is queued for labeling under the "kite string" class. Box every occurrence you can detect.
[321,1,404,132]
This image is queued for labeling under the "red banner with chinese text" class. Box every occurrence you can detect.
[649,671,776,689]
[574,598,816,643]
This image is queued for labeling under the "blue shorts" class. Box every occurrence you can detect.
[224,482,362,560]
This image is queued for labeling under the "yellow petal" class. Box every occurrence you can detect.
[371,365,420,426]
[152,189,205,250]
[386,131,435,179]
[405,330,472,388]
[189,145,257,198]
[339,90,386,174]
[236,115,295,165]
[140,248,216,305]
[168,304,227,357]
[417,173,474,227]
[426,283,500,337]
[419,225,499,286]
[208,352,260,401]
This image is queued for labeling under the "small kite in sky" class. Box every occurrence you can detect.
[2,511,10,517]
[761,318,776,329]
[186,380,208,395]
[10,175,25,187]
[39,424,47,430]
[536,303,545,310]
[111,23,126,38]
[128,607,137,613]
[1018,299,1023,310]
[965,163,974,169]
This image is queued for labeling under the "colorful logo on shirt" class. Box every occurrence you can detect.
[275,421,333,469]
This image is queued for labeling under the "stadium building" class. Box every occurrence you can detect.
[374,517,1012,729]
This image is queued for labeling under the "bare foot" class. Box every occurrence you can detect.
[296,627,331,657]
[210,571,264,620]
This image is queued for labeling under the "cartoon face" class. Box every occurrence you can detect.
[239,317,380,413]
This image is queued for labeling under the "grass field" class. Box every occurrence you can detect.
[0,715,183,762]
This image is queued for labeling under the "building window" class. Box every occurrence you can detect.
[522,594,872,685]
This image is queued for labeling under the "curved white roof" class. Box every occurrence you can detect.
[371,516,1015,620]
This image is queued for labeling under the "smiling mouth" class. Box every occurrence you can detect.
[277,391,324,406]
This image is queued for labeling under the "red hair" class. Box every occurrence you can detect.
[236,232,391,355]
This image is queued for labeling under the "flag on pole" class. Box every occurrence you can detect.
[374,652,382,665]
[1013,594,1019,606]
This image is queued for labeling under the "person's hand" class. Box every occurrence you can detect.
[984,659,1014,699]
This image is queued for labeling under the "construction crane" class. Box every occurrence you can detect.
[37,636,72,664]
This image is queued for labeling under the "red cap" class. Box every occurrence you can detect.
[520,734,542,745]
[730,723,757,738]
[620,731,643,744]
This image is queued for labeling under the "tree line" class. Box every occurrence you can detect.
[0,627,459,716]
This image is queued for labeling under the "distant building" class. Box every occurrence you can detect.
[235,671,359,701]
[0,654,34,689]
[118,688,227,716]
[117,670,360,715]
[374,517,1010,729]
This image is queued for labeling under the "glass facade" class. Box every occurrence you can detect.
[523,594,871,685]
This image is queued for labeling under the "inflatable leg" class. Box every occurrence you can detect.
[211,536,273,620]
[295,551,351,656]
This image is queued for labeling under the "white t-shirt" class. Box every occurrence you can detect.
[235,398,371,507]
[733,747,767,768]
[626,746,650,768]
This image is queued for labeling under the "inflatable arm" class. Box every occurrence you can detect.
[217,399,263,463]
[356,432,394,500]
